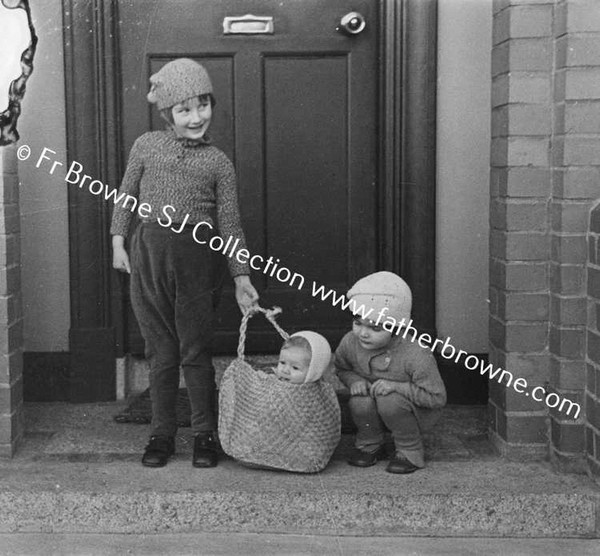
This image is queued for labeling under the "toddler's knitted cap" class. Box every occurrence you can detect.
[147,58,213,110]
[290,331,332,384]
[347,271,412,322]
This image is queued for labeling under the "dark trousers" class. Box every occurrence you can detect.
[130,223,216,437]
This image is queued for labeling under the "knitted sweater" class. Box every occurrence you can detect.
[334,332,447,409]
[110,130,249,276]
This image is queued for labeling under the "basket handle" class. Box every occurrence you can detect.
[237,306,290,360]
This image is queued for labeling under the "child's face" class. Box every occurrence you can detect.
[352,317,393,350]
[171,96,212,141]
[275,346,311,384]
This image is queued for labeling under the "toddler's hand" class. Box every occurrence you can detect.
[350,380,369,396]
[113,247,131,274]
[370,379,396,397]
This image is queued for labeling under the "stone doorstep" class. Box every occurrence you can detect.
[0,458,598,538]
[0,490,598,538]
[0,403,598,537]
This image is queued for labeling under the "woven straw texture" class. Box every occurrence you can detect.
[218,357,341,473]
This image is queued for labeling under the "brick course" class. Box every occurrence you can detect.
[498,292,549,321]
[556,35,600,68]
[509,137,551,166]
[555,0,600,34]
[551,201,594,233]
[588,329,600,366]
[550,263,585,294]
[563,101,600,134]
[550,326,585,358]
[550,294,587,325]
[492,73,552,107]
[551,234,588,264]
[492,167,551,198]
[491,200,548,231]
[554,168,600,199]
[505,262,548,291]
[551,420,585,452]
[561,68,600,100]
[562,137,600,166]
[500,413,549,445]
[550,357,586,389]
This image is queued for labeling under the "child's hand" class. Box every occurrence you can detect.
[113,247,131,274]
[234,275,259,313]
[349,380,369,396]
[370,379,396,397]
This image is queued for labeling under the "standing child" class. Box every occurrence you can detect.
[111,58,258,468]
[334,271,446,474]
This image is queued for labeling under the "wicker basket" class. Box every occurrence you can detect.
[218,307,341,473]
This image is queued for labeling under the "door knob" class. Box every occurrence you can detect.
[337,12,366,35]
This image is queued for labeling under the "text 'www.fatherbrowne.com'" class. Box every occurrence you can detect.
[23,145,578,418]
[311,282,581,419]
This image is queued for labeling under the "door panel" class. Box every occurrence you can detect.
[117,0,378,352]
[264,56,349,283]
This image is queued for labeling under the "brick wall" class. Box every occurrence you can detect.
[490,0,554,459]
[490,0,600,468]
[550,0,600,471]
[0,145,24,457]
[588,202,600,478]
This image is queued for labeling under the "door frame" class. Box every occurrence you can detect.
[62,0,437,402]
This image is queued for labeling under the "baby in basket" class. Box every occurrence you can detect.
[218,327,340,472]
[273,331,332,385]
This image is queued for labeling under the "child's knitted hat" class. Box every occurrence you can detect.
[290,331,332,383]
[347,271,412,322]
[147,58,213,110]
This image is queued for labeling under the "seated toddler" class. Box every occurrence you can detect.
[334,271,447,474]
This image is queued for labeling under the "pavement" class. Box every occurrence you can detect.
[1,532,600,556]
[1,399,599,547]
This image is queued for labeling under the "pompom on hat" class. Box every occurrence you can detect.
[289,330,332,384]
[147,58,213,110]
[347,271,412,322]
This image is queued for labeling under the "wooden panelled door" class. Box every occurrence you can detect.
[117,0,379,353]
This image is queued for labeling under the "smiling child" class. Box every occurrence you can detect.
[110,58,259,469]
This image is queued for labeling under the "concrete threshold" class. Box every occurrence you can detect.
[0,402,598,538]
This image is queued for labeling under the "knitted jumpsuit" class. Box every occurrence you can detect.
[334,332,447,467]
[110,129,250,437]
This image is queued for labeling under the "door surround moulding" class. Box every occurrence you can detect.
[379,0,437,336]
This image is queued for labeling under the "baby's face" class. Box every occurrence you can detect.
[275,346,311,384]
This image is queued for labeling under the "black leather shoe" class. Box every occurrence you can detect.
[141,436,175,468]
[347,445,387,467]
[386,454,419,474]
[192,432,218,468]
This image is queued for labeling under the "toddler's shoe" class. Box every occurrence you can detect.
[192,432,219,468]
[347,445,387,467]
[386,453,419,474]
[141,435,175,467]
